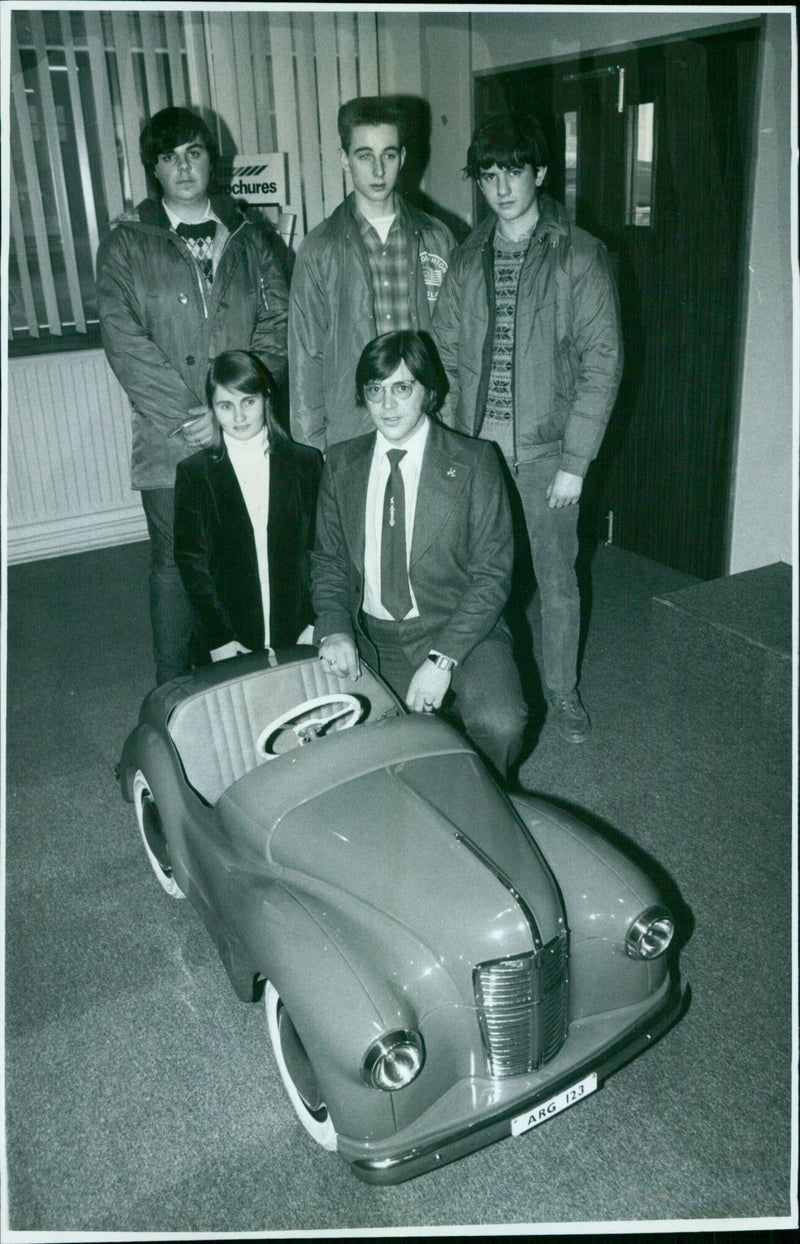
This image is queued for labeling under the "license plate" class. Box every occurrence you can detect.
[511,1072,598,1137]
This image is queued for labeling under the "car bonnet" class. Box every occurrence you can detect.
[216,716,565,968]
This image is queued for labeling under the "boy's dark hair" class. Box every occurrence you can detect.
[356,330,444,416]
[139,107,217,192]
[465,113,549,180]
[338,96,404,152]
[205,350,289,447]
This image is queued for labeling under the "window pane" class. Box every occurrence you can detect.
[564,109,578,223]
[9,9,179,349]
[625,101,655,227]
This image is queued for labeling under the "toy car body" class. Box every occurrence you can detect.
[118,649,682,1183]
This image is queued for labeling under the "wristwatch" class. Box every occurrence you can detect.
[427,651,457,672]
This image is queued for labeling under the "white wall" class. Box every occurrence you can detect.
[728,14,795,571]
[420,8,796,574]
[377,10,423,96]
[420,12,474,226]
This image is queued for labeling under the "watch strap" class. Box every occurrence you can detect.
[427,651,457,672]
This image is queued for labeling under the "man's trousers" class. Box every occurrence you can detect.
[360,614,528,783]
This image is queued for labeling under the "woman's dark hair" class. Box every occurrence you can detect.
[205,351,288,446]
[465,113,549,181]
[139,107,217,194]
[355,331,444,416]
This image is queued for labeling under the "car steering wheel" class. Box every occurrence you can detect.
[255,693,364,757]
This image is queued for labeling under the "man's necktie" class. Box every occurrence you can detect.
[176,220,216,285]
[381,449,413,620]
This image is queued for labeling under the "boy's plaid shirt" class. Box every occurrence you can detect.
[356,209,412,332]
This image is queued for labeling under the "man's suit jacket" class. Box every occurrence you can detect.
[175,438,322,654]
[311,419,513,664]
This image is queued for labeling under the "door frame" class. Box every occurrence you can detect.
[470,16,762,577]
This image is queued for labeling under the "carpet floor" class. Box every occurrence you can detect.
[3,540,794,1236]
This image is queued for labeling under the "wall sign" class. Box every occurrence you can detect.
[213,154,287,205]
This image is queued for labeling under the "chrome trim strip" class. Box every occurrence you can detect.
[454,831,541,947]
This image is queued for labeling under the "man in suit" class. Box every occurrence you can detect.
[312,330,527,783]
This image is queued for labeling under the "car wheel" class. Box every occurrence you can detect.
[265,982,337,1150]
[132,770,184,899]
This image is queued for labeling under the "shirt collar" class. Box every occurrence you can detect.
[352,192,405,236]
[163,199,220,231]
[375,415,430,463]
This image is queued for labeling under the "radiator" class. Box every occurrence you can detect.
[474,932,570,1077]
[6,349,146,563]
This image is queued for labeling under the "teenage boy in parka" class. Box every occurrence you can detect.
[433,113,623,744]
[97,106,288,684]
[289,96,454,453]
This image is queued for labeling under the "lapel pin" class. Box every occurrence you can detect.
[447,467,456,478]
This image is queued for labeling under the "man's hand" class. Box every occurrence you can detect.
[406,661,452,713]
[210,639,251,662]
[318,633,361,681]
[181,404,218,450]
[546,469,583,508]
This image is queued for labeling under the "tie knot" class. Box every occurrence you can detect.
[386,449,406,469]
[176,220,216,241]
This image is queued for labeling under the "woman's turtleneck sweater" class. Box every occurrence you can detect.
[223,427,271,644]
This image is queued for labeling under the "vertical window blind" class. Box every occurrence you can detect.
[8,8,381,353]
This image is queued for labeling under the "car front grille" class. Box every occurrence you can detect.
[473,932,569,1077]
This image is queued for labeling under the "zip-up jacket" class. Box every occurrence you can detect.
[432,194,623,477]
[288,194,454,452]
[97,195,288,489]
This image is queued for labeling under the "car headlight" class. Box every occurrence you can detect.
[625,905,674,959]
[361,1030,425,1091]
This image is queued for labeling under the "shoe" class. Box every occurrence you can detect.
[548,690,591,743]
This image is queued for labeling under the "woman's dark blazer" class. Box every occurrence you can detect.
[174,438,322,655]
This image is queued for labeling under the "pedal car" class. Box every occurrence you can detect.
[117,648,682,1183]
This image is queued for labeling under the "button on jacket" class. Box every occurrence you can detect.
[97,195,289,489]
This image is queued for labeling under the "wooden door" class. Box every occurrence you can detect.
[475,26,759,578]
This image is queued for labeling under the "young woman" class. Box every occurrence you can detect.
[174,350,322,663]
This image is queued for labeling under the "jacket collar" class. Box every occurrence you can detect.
[335,432,375,571]
[465,191,569,251]
[340,191,418,236]
[206,436,290,468]
[124,194,246,234]
[410,419,473,565]
[336,421,475,570]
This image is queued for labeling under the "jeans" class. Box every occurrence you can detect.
[508,456,581,699]
[140,487,194,685]
[360,614,528,783]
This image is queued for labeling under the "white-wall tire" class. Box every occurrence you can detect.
[265,982,337,1150]
[132,770,184,899]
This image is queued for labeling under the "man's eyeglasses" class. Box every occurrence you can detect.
[364,380,417,403]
